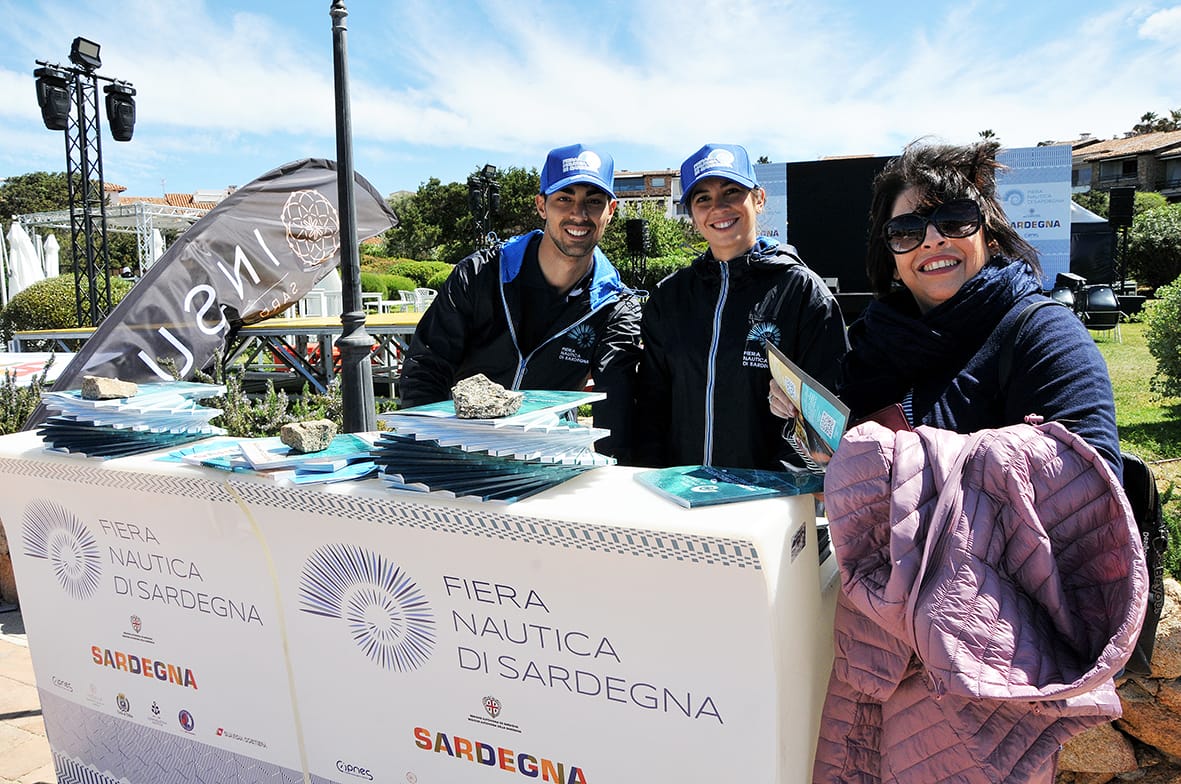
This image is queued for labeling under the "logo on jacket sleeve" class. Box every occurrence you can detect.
[743,322,780,369]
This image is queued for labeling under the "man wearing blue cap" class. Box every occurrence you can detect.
[400,143,642,459]
[633,143,848,470]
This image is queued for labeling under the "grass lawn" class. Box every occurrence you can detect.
[1097,319,1181,490]
[1097,316,1180,578]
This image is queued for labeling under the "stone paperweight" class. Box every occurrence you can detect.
[451,374,524,419]
[81,375,139,400]
[280,419,338,453]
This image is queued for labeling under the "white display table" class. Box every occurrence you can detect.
[0,431,837,784]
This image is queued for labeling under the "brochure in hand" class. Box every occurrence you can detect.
[634,465,824,508]
[765,342,850,473]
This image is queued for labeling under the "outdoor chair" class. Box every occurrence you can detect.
[1079,284,1123,343]
[413,287,437,312]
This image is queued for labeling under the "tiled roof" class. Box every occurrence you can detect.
[117,194,218,209]
[103,182,126,193]
[1073,130,1181,161]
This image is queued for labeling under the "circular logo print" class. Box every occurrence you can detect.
[22,499,102,600]
[282,190,340,267]
[179,709,195,732]
[299,544,436,671]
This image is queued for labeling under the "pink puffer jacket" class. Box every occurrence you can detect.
[813,420,1147,784]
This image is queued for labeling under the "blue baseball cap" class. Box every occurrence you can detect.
[540,144,616,199]
[679,143,758,204]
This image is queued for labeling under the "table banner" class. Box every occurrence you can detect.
[232,478,778,783]
[0,456,307,782]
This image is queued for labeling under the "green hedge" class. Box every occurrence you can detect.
[361,255,420,275]
[359,271,416,300]
[424,268,454,291]
[386,260,453,287]
[1,274,134,343]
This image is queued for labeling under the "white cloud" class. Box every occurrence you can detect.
[1139,5,1181,39]
[3,0,1179,196]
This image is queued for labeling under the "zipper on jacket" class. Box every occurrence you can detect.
[702,262,729,465]
[504,284,619,390]
[499,275,528,388]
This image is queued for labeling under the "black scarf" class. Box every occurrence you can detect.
[838,258,1043,419]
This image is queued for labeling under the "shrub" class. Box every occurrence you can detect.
[387,260,453,287]
[0,274,134,345]
[424,268,454,290]
[0,356,55,435]
[1144,279,1181,397]
[617,253,696,292]
[1128,203,1181,289]
[361,255,419,275]
[359,271,415,300]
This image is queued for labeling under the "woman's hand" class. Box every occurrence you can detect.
[768,379,797,420]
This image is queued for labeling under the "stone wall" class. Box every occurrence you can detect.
[1058,577,1181,783]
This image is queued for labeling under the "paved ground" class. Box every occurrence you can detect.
[0,607,55,784]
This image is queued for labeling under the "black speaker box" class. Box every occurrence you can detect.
[1109,187,1135,228]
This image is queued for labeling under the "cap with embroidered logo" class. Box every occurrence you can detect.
[540,144,616,199]
[679,143,758,204]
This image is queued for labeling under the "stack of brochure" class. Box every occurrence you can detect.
[165,433,378,484]
[37,381,226,458]
[373,389,612,502]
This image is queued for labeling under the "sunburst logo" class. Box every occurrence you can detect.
[746,322,781,347]
[282,190,340,268]
[22,499,102,600]
[298,544,436,671]
[568,323,597,350]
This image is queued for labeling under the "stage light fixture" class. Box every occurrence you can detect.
[33,66,72,131]
[481,163,497,179]
[104,82,136,142]
[69,37,102,71]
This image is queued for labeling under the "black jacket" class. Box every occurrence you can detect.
[399,231,642,458]
[633,238,848,470]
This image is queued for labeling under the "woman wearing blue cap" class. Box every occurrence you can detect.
[632,143,848,470]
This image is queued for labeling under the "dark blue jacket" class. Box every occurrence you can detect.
[633,238,849,470]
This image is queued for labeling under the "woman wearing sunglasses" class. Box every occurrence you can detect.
[811,142,1135,783]
[831,140,1119,471]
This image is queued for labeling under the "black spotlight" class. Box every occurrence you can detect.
[69,37,102,71]
[33,66,72,131]
[104,82,136,142]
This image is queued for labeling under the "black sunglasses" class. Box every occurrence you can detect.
[883,199,982,254]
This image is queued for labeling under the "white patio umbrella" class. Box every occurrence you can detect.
[43,233,61,278]
[150,228,165,267]
[33,231,45,275]
[0,227,9,307]
[6,222,45,298]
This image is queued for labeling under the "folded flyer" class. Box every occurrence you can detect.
[765,342,850,474]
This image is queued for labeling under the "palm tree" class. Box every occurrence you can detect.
[978,129,997,141]
[1133,111,1159,135]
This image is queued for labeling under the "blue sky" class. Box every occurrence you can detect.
[1,0,1179,201]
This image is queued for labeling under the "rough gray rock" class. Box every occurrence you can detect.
[80,375,138,400]
[280,419,338,453]
[451,373,523,419]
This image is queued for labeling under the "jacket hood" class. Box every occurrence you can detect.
[499,230,632,308]
[692,236,802,279]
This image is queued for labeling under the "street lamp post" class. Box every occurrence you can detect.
[330,1,376,432]
[33,37,136,327]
